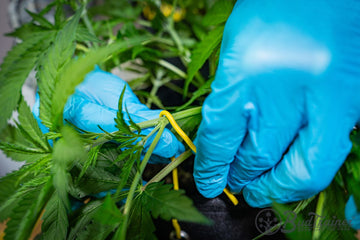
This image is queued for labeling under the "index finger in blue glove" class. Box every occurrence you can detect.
[193,69,249,198]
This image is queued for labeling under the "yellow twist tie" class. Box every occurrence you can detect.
[159,110,239,239]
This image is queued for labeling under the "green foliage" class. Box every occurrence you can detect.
[37,7,83,129]
[184,26,224,96]
[141,182,211,224]
[127,196,157,240]
[0,31,55,132]
[95,194,123,225]
[51,36,149,129]
[202,0,235,26]
[52,126,87,205]
[41,191,70,240]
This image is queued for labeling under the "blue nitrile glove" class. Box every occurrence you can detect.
[33,67,184,163]
[346,196,360,229]
[194,0,360,207]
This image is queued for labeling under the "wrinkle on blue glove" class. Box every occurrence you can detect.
[194,0,360,207]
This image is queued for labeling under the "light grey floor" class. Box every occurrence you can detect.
[0,0,26,176]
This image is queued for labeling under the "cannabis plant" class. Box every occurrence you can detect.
[0,1,359,240]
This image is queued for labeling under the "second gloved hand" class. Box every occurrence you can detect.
[33,67,184,163]
[193,0,360,207]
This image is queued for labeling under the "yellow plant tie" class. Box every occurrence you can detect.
[159,111,239,239]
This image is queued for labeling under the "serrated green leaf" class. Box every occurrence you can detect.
[115,149,141,195]
[70,163,120,198]
[76,26,101,43]
[0,31,55,132]
[123,197,157,240]
[51,36,150,129]
[202,0,235,26]
[78,145,102,179]
[3,176,52,240]
[18,97,50,150]
[142,182,211,224]
[37,7,83,129]
[115,87,134,135]
[177,76,213,111]
[5,23,51,40]
[41,191,69,240]
[184,26,224,96]
[0,122,49,163]
[68,200,113,240]
[52,126,87,204]
[68,191,129,240]
[0,172,22,219]
[26,9,54,29]
[94,194,123,225]
[0,158,51,219]
[68,200,103,240]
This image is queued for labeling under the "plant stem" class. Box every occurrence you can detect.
[156,59,187,79]
[313,192,325,240]
[89,107,202,148]
[81,3,95,37]
[118,121,166,240]
[76,43,89,52]
[144,150,192,188]
[146,70,165,107]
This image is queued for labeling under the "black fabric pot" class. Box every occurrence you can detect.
[154,190,286,240]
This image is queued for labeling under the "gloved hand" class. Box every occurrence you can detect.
[33,66,184,163]
[194,0,360,207]
[346,196,360,230]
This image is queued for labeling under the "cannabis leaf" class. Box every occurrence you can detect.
[0,31,55,131]
[52,125,87,205]
[17,97,49,150]
[37,7,83,129]
[51,36,150,129]
[142,182,211,224]
[177,77,213,111]
[126,197,157,240]
[3,176,52,240]
[26,9,54,29]
[41,191,69,240]
[184,26,224,96]
[202,0,235,26]
[95,194,123,225]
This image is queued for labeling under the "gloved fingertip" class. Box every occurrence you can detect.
[345,196,360,230]
[243,185,272,208]
[195,180,225,199]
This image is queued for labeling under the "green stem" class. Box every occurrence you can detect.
[119,121,167,240]
[156,59,187,79]
[89,107,202,148]
[76,43,89,52]
[313,192,325,240]
[147,70,165,107]
[81,4,95,37]
[144,150,192,189]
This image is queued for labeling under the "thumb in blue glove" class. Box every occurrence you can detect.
[33,66,184,163]
[194,0,360,207]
